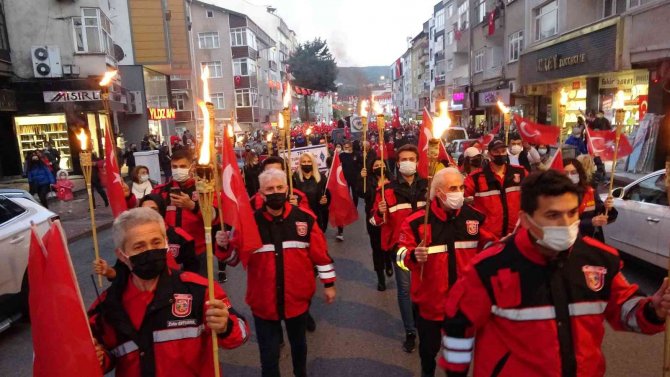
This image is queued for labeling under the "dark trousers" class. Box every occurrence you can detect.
[91,181,109,208]
[254,312,308,377]
[35,184,50,208]
[347,182,359,207]
[415,310,442,377]
[367,221,391,272]
[317,208,329,233]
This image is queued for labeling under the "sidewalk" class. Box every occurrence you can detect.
[0,176,115,242]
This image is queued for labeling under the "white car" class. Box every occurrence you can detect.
[0,193,57,332]
[602,170,669,269]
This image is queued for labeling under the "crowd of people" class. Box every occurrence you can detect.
[79,113,670,377]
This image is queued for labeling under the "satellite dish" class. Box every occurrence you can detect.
[113,44,125,62]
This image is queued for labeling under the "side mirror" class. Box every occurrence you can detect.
[611,187,624,199]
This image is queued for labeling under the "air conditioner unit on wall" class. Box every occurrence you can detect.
[509,80,517,94]
[31,46,62,78]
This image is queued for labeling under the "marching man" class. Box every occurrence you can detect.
[398,168,493,377]
[440,170,669,377]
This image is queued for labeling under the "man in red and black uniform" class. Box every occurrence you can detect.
[398,168,492,377]
[372,144,428,353]
[440,170,669,377]
[249,156,310,212]
[465,139,527,239]
[89,207,249,377]
[248,168,336,377]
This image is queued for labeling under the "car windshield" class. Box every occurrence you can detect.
[445,129,466,142]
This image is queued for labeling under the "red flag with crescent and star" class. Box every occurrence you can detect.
[103,124,127,217]
[326,152,358,227]
[585,127,633,162]
[418,107,454,178]
[513,114,560,146]
[221,133,262,267]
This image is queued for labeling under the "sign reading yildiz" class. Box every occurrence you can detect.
[43,90,101,103]
[148,107,176,120]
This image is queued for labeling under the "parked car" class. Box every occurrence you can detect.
[602,170,669,269]
[447,139,478,161]
[0,194,57,332]
[443,127,469,145]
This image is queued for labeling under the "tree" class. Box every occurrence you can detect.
[286,38,338,121]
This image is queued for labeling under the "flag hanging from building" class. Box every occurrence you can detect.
[585,127,633,161]
[392,107,401,128]
[29,221,103,377]
[488,11,496,36]
[513,114,561,146]
[104,124,127,217]
[326,152,359,227]
[418,108,454,178]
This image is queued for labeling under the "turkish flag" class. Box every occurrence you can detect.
[418,108,454,178]
[488,11,495,36]
[513,115,560,146]
[586,127,633,162]
[103,125,127,217]
[547,148,564,171]
[326,152,359,227]
[221,134,262,267]
[29,221,103,377]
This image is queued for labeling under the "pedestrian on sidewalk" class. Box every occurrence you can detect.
[360,157,393,291]
[122,143,137,173]
[91,153,109,209]
[130,165,154,200]
[53,169,74,213]
[27,152,55,208]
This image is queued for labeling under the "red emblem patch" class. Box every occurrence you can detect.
[168,244,180,258]
[466,220,479,235]
[513,174,521,184]
[296,221,308,237]
[582,265,608,292]
[191,191,199,202]
[172,293,193,318]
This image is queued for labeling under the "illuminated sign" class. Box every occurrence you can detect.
[43,90,101,103]
[148,107,176,120]
[537,53,586,72]
[452,92,465,102]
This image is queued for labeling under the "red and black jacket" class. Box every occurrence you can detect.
[89,270,249,377]
[398,201,493,321]
[464,164,527,239]
[371,175,428,251]
[440,230,665,377]
[247,202,336,321]
[152,179,206,255]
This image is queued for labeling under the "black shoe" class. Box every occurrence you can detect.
[402,332,416,353]
[385,265,393,277]
[306,313,316,332]
[217,271,227,283]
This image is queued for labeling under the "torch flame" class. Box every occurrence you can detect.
[372,101,383,114]
[360,100,368,117]
[559,88,569,106]
[306,127,313,136]
[197,101,211,165]
[99,70,118,87]
[201,66,211,103]
[226,124,234,139]
[283,82,292,108]
[497,100,510,114]
[76,128,88,150]
[267,132,273,142]
[278,114,284,129]
[614,90,626,109]
[433,101,451,139]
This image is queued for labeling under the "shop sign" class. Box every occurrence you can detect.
[537,53,586,72]
[148,107,176,120]
[599,71,649,89]
[452,92,466,103]
[43,90,101,103]
[477,89,510,107]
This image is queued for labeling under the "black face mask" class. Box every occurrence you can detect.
[373,167,382,177]
[469,157,482,168]
[301,164,313,173]
[265,192,287,210]
[129,248,167,280]
[491,155,508,166]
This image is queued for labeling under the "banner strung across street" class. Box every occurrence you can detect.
[281,145,329,172]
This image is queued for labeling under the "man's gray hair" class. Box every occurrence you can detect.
[113,207,166,250]
[430,167,463,199]
[259,168,287,190]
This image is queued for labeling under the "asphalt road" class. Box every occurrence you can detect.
[0,209,666,377]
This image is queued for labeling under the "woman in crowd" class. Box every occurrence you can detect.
[243,151,262,197]
[292,152,329,231]
[563,158,617,241]
[130,165,154,200]
[27,151,55,208]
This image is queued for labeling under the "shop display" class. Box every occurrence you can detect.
[15,114,71,170]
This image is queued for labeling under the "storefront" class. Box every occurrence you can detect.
[475,88,511,132]
[448,89,467,126]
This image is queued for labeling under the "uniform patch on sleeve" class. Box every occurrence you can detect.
[172,293,193,318]
[466,220,479,236]
[582,265,607,292]
[296,221,308,237]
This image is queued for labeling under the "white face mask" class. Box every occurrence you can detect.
[139,174,150,183]
[567,174,580,185]
[439,190,464,210]
[398,161,417,176]
[527,215,580,253]
[538,148,548,155]
[510,145,523,156]
[172,168,190,183]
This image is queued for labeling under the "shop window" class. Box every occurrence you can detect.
[211,93,225,109]
[230,28,257,50]
[15,114,71,170]
[474,49,485,73]
[235,88,257,107]
[603,0,616,17]
[534,1,558,41]
[173,94,186,111]
[508,30,523,63]
[233,58,257,77]
[201,61,222,78]
[198,32,220,49]
[72,8,113,56]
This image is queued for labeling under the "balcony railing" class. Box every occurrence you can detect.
[483,66,503,81]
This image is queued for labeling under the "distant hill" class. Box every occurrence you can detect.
[336,66,388,97]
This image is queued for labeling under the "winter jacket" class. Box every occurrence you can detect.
[27,163,55,186]
[153,179,206,255]
[579,186,618,242]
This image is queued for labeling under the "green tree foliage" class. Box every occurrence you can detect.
[286,38,338,92]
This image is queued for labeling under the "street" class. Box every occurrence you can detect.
[0,207,666,377]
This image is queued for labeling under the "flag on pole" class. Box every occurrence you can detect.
[546,148,564,171]
[586,127,633,161]
[513,114,561,146]
[418,108,454,178]
[103,125,127,217]
[29,221,103,377]
[488,11,496,36]
[221,132,262,267]
[326,152,359,227]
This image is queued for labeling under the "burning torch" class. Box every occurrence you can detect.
[196,66,222,377]
[282,82,293,196]
[497,100,511,145]
[605,90,626,217]
[360,100,369,193]
[374,101,387,223]
[266,132,274,156]
[77,129,102,288]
